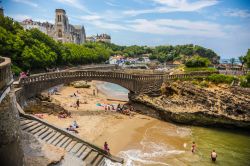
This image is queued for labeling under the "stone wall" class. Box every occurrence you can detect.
[0,87,23,166]
[0,57,23,166]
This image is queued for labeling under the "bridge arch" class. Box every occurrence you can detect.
[18,70,164,99]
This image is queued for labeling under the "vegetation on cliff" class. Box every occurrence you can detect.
[185,55,211,67]
[148,44,220,64]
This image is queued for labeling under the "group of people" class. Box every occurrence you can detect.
[116,104,134,116]
[191,142,217,162]
[66,120,79,133]
[19,70,30,80]
[58,110,71,119]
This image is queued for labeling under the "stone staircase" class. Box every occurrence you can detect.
[19,115,123,166]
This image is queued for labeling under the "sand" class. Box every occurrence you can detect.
[41,81,158,155]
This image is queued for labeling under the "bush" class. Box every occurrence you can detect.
[206,74,236,84]
[199,80,209,87]
[11,64,22,76]
[125,61,131,65]
[185,56,211,68]
[240,73,250,87]
[184,67,217,72]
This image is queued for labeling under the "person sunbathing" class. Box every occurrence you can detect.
[66,125,79,133]
[72,120,79,128]
[34,113,44,119]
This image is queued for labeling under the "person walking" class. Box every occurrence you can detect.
[191,142,196,153]
[76,99,80,110]
[211,150,217,162]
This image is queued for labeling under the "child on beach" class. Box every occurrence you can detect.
[104,142,110,154]
[191,142,196,153]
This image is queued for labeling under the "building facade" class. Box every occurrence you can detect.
[20,9,86,44]
[86,33,111,43]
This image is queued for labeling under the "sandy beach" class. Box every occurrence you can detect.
[40,81,158,155]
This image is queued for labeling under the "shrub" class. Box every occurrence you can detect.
[11,64,22,76]
[206,74,236,84]
[199,80,209,87]
[185,55,211,68]
[240,73,250,87]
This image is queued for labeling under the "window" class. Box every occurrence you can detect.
[58,29,62,38]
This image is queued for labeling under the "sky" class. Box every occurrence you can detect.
[2,0,250,59]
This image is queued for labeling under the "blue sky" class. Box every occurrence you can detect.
[2,0,250,58]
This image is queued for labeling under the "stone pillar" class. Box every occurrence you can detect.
[0,87,23,166]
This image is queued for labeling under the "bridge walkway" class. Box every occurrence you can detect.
[19,113,123,165]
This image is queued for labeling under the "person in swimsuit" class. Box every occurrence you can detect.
[211,150,217,162]
[104,141,110,154]
[191,142,196,153]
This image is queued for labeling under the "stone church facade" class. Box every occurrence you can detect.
[21,9,86,44]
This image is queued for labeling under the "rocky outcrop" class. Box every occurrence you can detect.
[70,81,91,88]
[130,81,250,129]
[24,98,67,115]
[22,131,65,165]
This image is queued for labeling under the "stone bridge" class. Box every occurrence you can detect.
[18,69,218,99]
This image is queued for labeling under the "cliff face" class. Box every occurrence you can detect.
[130,81,250,129]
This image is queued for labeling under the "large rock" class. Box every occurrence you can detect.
[129,82,250,129]
[70,81,91,88]
[22,131,65,166]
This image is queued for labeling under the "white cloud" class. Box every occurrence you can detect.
[105,1,119,7]
[75,15,127,31]
[79,15,102,21]
[8,14,54,23]
[9,14,31,21]
[54,0,93,14]
[224,9,250,18]
[124,0,219,16]
[12,0,38,8]
[90,20,128,31]
[128,19,225,37]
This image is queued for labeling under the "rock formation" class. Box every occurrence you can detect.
[130,81,250,129]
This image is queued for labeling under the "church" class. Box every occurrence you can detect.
[20,9,86,44]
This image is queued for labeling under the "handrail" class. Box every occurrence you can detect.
[19,70,217,86]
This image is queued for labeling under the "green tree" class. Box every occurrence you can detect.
[245,49,250,68]
[185,56,211,67]
[229,58,236,68]
[239,56,246,70]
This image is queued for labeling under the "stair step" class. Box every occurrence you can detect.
[43,131,57,141]
[25,123,43,132]
[65,141,77,152]
[52,135,65,146]
[20,119,33,126]
[85,151,99,165]
[70,143,83,154]
[47,132,61,144]
[61,138,72,148]
[92,154,104,166]
[30,125,46,134]
[34,127,49,137]
[75,145,87,157]
[80,148,92,160]
[39,129,54,140]
[56,136,70,147]
[21,122,38,130]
